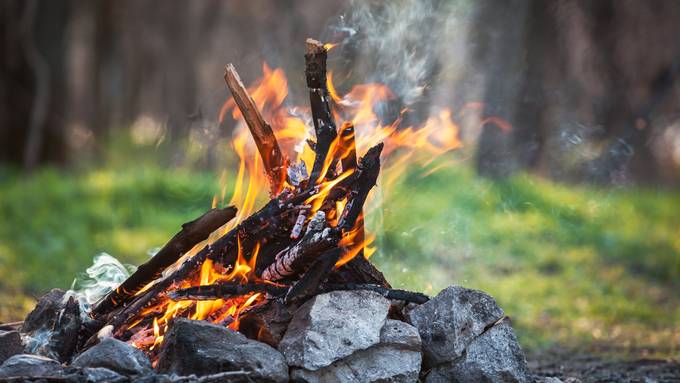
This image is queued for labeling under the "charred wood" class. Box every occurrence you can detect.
[90,206,237,320]
[305,38,338,185]
[284,248,341,304]
[167,282,287,301]
[318,283,429,304]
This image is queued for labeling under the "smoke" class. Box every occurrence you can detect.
[328,0,475,118]
[67,253,136,316]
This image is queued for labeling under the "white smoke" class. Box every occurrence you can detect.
[329,0,476,114]
[67,253,136,316]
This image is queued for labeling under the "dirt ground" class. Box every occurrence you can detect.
[530,349,680,383]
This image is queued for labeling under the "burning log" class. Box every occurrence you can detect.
[260,212,340,281]
[224,64,287,194]
[168,283,287,301]
[166,281,427,305]
[89,206,237,320]
[305,38,338,185]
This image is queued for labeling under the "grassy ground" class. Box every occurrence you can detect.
[0,161,678,356]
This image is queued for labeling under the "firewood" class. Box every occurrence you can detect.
[224,64,287,194]
[305,38,338,185]
[167,282,287,301]
[338,142,383,232]
[318,283,429,304]
[284,248,341,304]
[260,212,340,281]
[338,122,358,173]
[89,206,237,320]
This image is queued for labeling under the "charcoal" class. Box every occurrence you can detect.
[425,320,531,383]
[405,285,504,366]
[156,318,288,383]
[291,319,422,383]
[72,337,152,376]
[0,354,63,378]
[279,290,390,370]
[0,330,23,364]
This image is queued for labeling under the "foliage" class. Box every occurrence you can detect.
[0,161,678,355]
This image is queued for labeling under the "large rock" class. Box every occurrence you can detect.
[156,318,288,383]
[279,290,391,370]
[0,354,63,378]
[0,330,23,364]
[291,319,422,383]
[425,320,531,383]
[72,337,152,376]
[77,367,128,383]
[406,285,504,366]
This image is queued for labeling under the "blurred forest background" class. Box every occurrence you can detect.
[1,0,679,357]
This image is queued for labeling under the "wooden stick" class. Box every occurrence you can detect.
[89,206,237,320]
[168,282,287,301]
[319,283,429,304]
[305,38,338,185]
[224,64,286,194]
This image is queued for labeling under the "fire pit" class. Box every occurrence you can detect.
[0,39,531,383]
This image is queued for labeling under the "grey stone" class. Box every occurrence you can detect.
[21,289,66,334]
[279,290,390,370]
[0,354,63,378]
[0,330,23,364]
[21,289,81,363]
[291,319,422,383]
[425,321,531,383]
[156,318,288,383]
[72,337,152,376]
[406,285,504,366]
[79,367,129,382]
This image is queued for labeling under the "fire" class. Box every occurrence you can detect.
[128,48,509,355]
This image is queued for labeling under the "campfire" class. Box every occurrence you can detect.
[0,39,532,383]
[81,38,451,356]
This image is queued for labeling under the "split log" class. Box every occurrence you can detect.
[318,283,429,304]
[89,206,237,320]
[225,64,286,194]
[305,38,338,185]
[260,213,340,281]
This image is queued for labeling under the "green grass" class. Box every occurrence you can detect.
[1,160,678,356]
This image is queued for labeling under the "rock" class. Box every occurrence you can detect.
[78,367,129,382]
[21,289,82,362]
[72,337,152,376]
[156,318,288,383]
[0,354,63,378]
[291,319,422,383]
[279,290,391,370]
[425,321,531,383]
[21,288,66,334]
[0,330,23,364]
[405,285,504,366]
